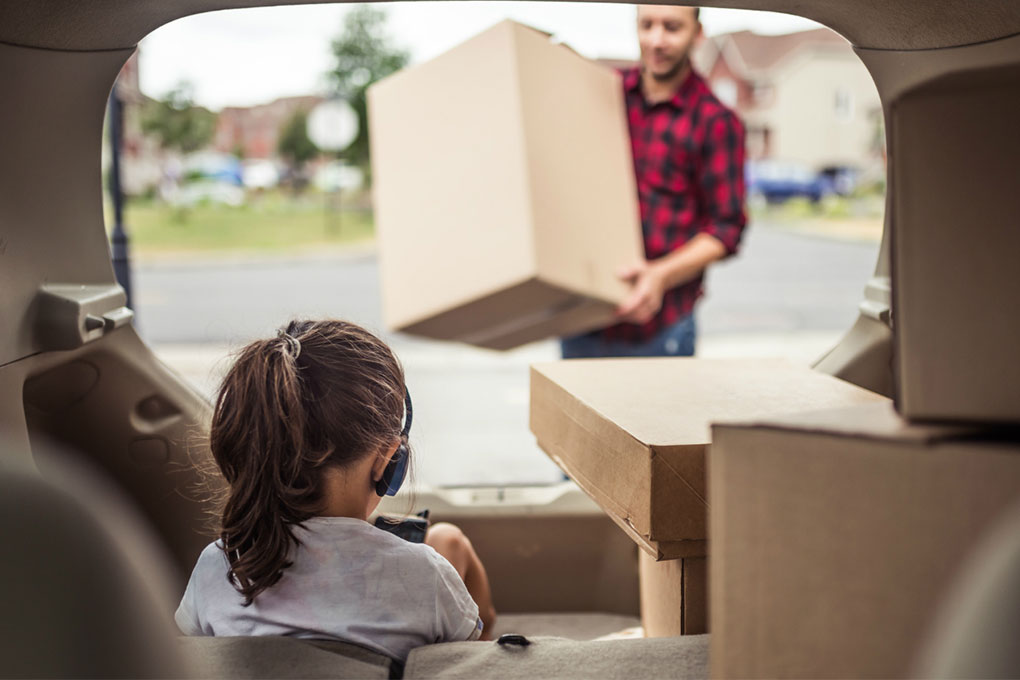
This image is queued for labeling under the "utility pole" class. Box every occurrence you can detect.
[108,83,134,312]
[308,99,359,236]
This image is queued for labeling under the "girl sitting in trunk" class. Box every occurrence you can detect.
[175,319,495,661]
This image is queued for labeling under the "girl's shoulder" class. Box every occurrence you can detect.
[189,539,230,580]
[198,538,226,561]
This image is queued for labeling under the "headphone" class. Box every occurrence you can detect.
[375,388,412,497]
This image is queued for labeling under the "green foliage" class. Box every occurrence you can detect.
[277,110,319,168]
[327,5,409,169]
[141,82,216,153]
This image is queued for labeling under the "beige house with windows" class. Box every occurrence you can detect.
[693,28,883,171]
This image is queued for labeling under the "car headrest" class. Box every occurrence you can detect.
[914,500,1020,678]
[0,462,188,677]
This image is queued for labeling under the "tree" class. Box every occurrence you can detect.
[141,82,216,153]
[327,5,409,170]
[277,110,319,169]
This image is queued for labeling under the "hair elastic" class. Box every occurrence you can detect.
[276,329,301,358]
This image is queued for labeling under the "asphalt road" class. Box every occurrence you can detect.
[135,223,878,344]
[134,223,880,486]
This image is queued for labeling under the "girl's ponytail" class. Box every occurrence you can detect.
[209,320,406,606]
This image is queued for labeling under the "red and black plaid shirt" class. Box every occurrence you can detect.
[601,67,747,343]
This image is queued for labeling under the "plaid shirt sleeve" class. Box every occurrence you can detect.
[696,110,747,257]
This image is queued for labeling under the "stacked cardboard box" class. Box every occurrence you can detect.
[709,402,1020,677]
[891,65,1020,423]
[529,358,886,636]
[368,20,643,350]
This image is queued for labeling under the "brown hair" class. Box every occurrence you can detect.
[209,319,406,605]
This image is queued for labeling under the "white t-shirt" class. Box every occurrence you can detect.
[175,516,482,660]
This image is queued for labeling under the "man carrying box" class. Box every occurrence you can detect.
[561,5,747,358]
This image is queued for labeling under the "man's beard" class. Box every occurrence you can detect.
[650,54,690,83]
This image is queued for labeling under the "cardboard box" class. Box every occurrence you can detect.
[891,68,1020,423]
[640,552,707,637]
[529,358,887,560]
[368,20,643,350]
[709,402,1020,678]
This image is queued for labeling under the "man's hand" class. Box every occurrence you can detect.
[615,260,667,324]
[615,235,729,325]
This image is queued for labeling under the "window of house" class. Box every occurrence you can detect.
[752,82,773,105]
[835,88,855,121]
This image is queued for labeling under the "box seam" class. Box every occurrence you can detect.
[509,21,539,281]
[650,444,707,506]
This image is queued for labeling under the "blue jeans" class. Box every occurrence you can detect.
[560,314,696,359]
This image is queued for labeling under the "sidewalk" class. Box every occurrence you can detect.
[777,216,883,244]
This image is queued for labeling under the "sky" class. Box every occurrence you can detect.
[138,2,822,111]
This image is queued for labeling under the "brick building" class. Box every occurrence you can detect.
[213,95,323,159]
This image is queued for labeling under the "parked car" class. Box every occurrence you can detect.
[746,159,832,204]
[818,164,861,196]
[183,151,244,186]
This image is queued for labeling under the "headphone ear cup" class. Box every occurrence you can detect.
[375,444,409,497]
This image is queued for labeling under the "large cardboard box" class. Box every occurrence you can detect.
[709,402,1020,678]
[891,68,1020,423]
[368,20,643,350]
[529,358,886,560]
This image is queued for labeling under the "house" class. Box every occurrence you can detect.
[213,95,323,160]
[693,28,883,170]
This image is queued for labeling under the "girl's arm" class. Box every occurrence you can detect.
[426,523,497,641]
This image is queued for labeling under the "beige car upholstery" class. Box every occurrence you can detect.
[404,635,709,679]
[177,632,708,680]
[914,502,1020,678]
[179,637,395,679]
[0,467,186,678]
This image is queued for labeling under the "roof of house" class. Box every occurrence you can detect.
[697,27,851,79]
[219,95,322,117]
[600,27,853,82]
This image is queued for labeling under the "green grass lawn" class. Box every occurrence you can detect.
[113,191,375,256]
[749,192,886,243]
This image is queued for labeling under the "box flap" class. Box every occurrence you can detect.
[712,401,979,444]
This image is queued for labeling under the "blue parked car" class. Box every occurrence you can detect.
[746,159,833,204]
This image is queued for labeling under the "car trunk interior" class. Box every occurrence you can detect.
[2,0,1019,676]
